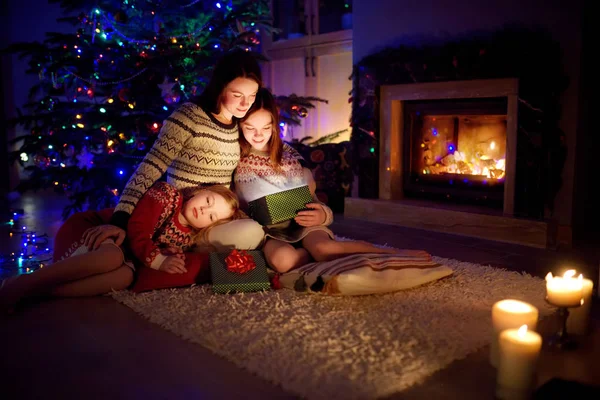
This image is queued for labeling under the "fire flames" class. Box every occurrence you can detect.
[419,115,506,180]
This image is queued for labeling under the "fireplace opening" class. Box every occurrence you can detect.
[403,97,508,207]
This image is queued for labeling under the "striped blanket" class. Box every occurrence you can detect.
[279,250,453,296]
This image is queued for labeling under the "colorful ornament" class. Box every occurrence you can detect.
[118,88,131,102]
[164,93,181,105]
[157,77,177,97]
[33,154,51,169]
[297,107,308,118]
[63,145,75,158]
[76,146,94,170]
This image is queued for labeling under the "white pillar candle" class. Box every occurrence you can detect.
[496,325,542,400]
[490,300,539,368]
[545,270,584,307]
[566,278,594,335]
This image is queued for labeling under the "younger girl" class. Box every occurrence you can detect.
[0,182,244,311]
[234,89,398,273]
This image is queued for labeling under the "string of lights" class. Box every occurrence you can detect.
[1,211,53,276]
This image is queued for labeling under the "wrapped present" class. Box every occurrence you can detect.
[210,249,271,294]
[248,185,313,226]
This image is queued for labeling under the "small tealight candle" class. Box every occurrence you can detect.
[496,325,542,400]
[566,278,594,335]
[545,270,584,307]
[490,300,539,368]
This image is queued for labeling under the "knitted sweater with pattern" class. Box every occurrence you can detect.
[127,181,195,270]
[111,102,240,229]
[234,144,334,226]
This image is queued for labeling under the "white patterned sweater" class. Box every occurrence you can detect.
[234,144,334,226]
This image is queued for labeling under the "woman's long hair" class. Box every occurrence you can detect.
[193,50,262,116]
[180,184,247,248]
[238,88,283,168]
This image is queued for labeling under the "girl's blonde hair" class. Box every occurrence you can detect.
[239,88,284,169]
[180,184,247,249]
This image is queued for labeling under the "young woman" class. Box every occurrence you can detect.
[234,88,399,273]
[84,49,264,253]
[0,182,244,311]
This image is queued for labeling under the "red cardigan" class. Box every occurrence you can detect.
[127,182,194,270]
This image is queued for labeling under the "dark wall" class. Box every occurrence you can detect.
[572,0,597,243]
[1,0,10,209]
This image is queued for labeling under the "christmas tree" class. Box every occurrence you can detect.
[5,0,273,219]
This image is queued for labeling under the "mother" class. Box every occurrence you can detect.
[58,49,265,294]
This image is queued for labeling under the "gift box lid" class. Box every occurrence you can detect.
[248,185,313,225]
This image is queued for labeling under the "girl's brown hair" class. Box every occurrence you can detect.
[239,88,283,168]
[180,184,247,248]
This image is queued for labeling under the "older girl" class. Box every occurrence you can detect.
[234,89,398,273]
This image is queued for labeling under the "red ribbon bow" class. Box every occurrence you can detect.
[225,249,256,274]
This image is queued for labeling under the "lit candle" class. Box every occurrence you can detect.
[496,325,542,400]
[545,270,584,307]
[490,300,539,367]
[566,278,594,335]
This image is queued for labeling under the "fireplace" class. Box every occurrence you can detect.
[402,97,508,207]
[379,78,518,215]
[345,78,555,247]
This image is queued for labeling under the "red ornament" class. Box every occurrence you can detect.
[225,249,256,274]
[118,88,131,102]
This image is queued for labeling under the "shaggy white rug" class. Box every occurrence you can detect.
[111,256,554,400]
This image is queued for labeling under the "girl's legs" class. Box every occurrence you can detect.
[0,243,129,309]
[51,265,133,297]
[302,231,399,262]
[263,238,311,273]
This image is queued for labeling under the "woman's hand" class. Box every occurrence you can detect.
[159,255,187,274]
[82,224,126,251]
[295,203,326,227]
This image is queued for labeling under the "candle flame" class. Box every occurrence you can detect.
[518,325,528,337]
[564,270,576,279]
[581,298,585,306]
[545,272,553,281]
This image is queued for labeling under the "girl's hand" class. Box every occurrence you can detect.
[159,255,187,274]
[295,203,326,227]
[82,224,126,250]
[161,247,185,260]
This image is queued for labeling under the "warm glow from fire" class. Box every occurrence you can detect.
[419,115,507,180]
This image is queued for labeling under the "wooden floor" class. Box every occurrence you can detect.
[1,191,599,399]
